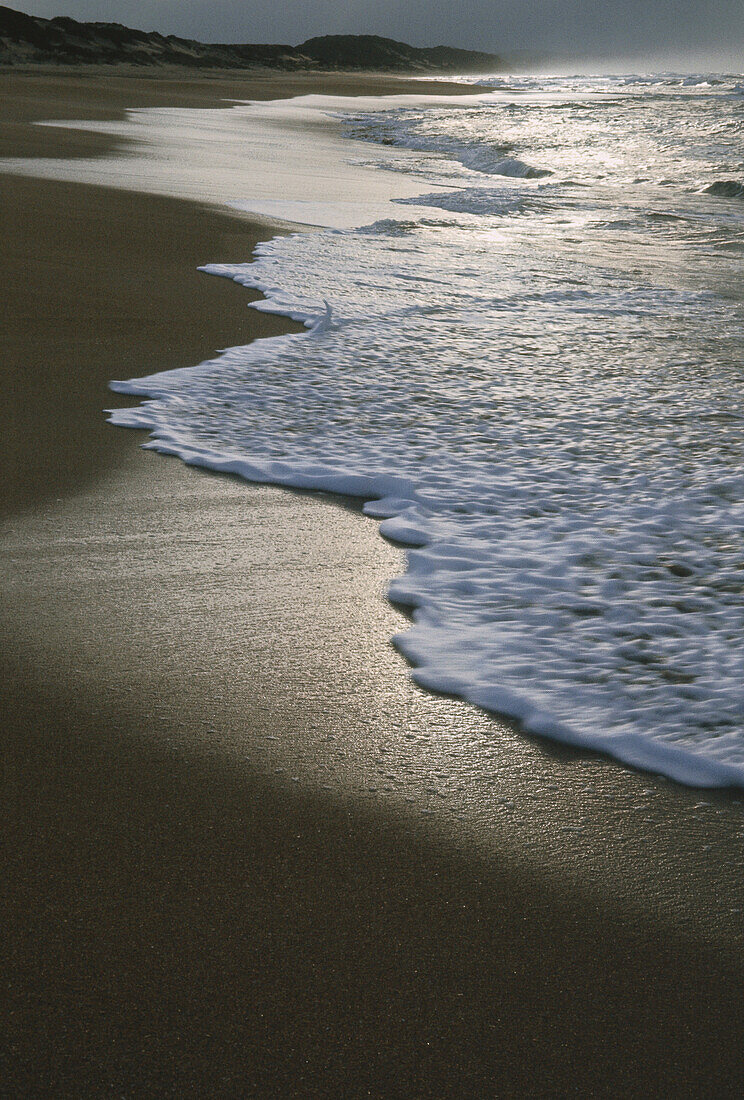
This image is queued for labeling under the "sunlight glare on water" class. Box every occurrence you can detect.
[104,72,744,786]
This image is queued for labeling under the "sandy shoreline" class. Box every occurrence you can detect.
[3,70,744,1095]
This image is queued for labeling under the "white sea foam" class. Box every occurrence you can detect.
[7,72,743,786]
[110,202,744,787]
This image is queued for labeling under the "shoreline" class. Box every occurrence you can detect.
[3,69,744,1095]
[0,66,479,160]
[1,173,304,516]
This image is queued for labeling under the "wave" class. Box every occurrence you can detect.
[491,156,551,179]
[341,110,552,180]
[396,188,525,216]
[108,217,744,789]
[452,151,551,178]
[702,180,744,199]
[95,78,744,788]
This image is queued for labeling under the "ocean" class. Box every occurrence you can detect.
[16,72,744,786]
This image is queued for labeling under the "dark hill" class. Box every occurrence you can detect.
[299,34,503,72]
[0,6,505,72]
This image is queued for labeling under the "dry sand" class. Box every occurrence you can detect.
[3,70,744,1096]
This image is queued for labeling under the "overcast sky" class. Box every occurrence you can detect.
[11,0,744,67]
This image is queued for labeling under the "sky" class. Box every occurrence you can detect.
[9,0,744,68]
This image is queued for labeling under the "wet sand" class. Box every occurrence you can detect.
[0,66,478,158]
[3,70,744,1096]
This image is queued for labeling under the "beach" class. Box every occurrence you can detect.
[3,69,744,1096]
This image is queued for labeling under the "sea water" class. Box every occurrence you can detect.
[94,75,744,785]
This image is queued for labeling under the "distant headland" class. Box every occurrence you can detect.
[0,5,507,72]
